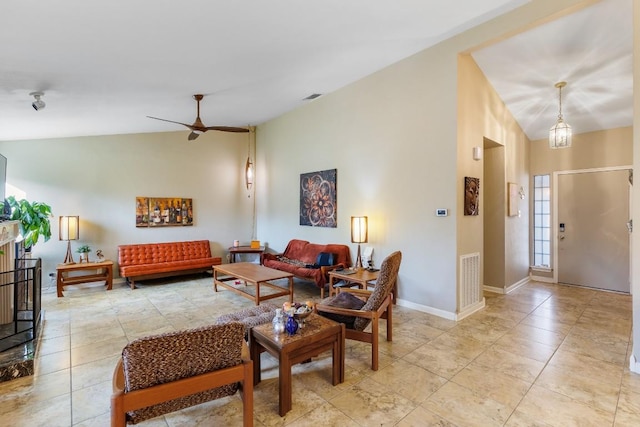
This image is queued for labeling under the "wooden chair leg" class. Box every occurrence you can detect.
[386,301,393,342]
[371,315,379,371]
[241,352,254,427]
[110,394,125,427]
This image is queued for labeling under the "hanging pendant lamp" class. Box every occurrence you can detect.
[549,81,572,149]
[245,127,254,190]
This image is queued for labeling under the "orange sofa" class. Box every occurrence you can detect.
[118,240,221,289]
[261,239,351,298]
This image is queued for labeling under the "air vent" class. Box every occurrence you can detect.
[303,93,322,100]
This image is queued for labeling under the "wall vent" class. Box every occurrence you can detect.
[459,252,480,311]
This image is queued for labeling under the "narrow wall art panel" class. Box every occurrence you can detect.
[300,169,337,228]
[464,177,480,216]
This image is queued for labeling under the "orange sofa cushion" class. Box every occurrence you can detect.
[118,240,221,282]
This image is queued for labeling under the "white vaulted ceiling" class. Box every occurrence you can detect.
[0,0,632,142]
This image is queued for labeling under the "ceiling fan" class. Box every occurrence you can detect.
[147,94,249,140]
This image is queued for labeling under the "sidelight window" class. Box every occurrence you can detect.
[533,174,551,267]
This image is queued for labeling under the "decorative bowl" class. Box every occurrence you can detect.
[293,308,312,321]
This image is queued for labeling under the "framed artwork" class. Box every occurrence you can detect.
[464,177,479,216]
[508,182,518,217]
[136,197,193,227]
[300,168,337,227]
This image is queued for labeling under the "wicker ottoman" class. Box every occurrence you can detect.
[216,303,279,338]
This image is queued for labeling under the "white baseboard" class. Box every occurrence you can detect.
[506,277,529,293]
[456,298,485,321]
[396,298,457,321]
[483,277,530,295]
[630,354,640,374]
[396,297,486,322]
[530,275,555,283]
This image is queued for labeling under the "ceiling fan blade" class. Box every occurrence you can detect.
[147,116,195,130]
[204,126,249,133]
[187,131,201,141]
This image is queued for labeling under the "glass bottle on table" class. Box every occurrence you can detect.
[272,309,285,335]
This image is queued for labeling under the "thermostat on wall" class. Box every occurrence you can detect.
[435,208,448,217]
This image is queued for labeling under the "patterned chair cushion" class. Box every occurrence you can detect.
[316,291,366,328]
[215,303,279,338]
[121,322,244,424]
[353,251,402,331]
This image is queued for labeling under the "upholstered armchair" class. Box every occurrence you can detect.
[111,322,253,426]
[315,251,401,370]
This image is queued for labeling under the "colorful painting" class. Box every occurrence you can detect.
[300,169,337,227]
[136,197,193,227]
[464,177,479,216]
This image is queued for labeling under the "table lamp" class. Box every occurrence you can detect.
[351,216,368,270]
[59,216,79,264]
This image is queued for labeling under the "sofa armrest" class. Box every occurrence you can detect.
[261,252,282,264]
[320,263,346,276]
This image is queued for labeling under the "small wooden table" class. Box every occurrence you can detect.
[328,268,380,297]
[229,245,265,263]
[213,262,294,305]
[56,260,113,297]
[250,313,345,416]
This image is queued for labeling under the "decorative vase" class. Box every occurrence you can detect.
[285,314,298,335]
[272,309,285,335]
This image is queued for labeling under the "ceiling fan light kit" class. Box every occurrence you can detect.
[148,94,249,140]
[549,81,572,149]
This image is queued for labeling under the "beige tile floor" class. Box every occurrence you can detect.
[1,275,639,426]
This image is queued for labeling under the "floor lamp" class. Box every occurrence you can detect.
[351,216,368,270]
[60,216,79,264]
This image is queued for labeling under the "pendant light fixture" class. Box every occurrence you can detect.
[549,81,572,149]
[245,126,254,190]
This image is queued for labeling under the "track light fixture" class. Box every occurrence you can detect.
[30,91,46,111]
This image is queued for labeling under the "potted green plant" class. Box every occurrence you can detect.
[76,245,92,263]
[6,196,53,250]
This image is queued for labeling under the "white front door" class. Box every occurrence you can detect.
[557,169,630,293]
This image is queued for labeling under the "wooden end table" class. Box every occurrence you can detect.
[249,313,345,416]
[228,245,265,263]
[328,268,380,297]
[56,260,113,297]
[213,262,294,305]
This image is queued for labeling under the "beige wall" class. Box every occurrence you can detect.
[0,131,255,278]
[457,54,530,297]
[257,0,588,317]
[531,127,633,175]
[629,0,639,373]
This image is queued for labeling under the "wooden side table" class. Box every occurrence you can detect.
[56,260,113,297]
[328,269,380,297]
[228,245,265,263]
[249,313,345,416]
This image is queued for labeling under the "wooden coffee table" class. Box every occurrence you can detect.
[249,313,345,416]
[213,262,294,305]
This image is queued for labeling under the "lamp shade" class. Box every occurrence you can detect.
[351,216,368,244]
[59,216,79,241]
